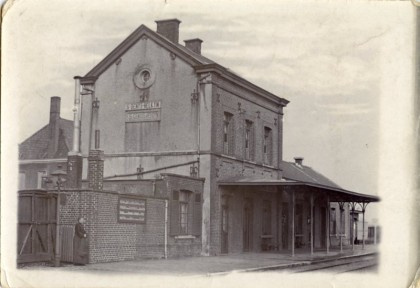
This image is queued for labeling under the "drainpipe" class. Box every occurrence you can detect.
[164,200,168,259]
[196,73,211,176]
[72,76,82,153]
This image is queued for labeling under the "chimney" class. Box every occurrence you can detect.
[155,19,181,43]
[50,96,61,124]
[294,157,304,166]
[47,97,61,157]
[184,38,203,54]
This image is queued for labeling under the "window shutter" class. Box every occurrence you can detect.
[192,193,202,236]
[170,191,180,235]
[250,124,255,161]
[230,117,235,156]
[188,192,194,235]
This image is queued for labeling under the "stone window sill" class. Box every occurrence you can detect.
[174,235,196,240]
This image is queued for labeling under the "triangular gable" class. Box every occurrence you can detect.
[19,124,51,159]
[81,23,288,107]
[83,24,212,81]
[19,118,74,160]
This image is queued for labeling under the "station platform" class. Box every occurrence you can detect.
[21,244,378,276]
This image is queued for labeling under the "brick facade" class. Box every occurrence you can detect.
[207,72,284,255]
[59,173,203,263]
[88,150,104,191]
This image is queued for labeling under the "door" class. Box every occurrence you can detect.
[18,191,57,263]
[243,198,253,252]
[281,203,289,250]
[320,207,326,248]
[221,205,229,254]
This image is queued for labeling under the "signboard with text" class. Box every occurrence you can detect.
[118,197,146,223]
[125,101,161,123]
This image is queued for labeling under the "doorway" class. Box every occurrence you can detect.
[281,203,289,250]
[320,207,326,248]
[243,198,253,252]
[221,205,229,254]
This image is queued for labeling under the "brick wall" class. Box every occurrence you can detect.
[88,150,104,190]
[136,198,166,258]
[58,173,204,263]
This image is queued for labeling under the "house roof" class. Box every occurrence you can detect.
[19,118,73,160]
[280,161,341,189]
[81,24,288,107]
[218,161,379,202]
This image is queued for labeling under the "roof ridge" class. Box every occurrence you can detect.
[83,24,208,80]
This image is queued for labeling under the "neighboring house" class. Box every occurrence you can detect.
[18,97,73,189]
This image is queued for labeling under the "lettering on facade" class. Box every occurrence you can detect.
[118,197,146,223]
[125,100,161,111]
[126,110,161,122]
[125,100,161,122]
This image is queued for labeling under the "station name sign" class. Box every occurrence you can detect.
[125,100,161,111]
[125,100,161,122]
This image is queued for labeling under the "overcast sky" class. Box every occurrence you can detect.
[3,0,415,197]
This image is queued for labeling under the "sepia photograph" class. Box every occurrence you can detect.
[1,0,418,287]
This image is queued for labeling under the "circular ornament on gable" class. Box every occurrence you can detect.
[133,65,155,89]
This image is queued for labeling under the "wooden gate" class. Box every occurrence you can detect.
[18,190,57,264]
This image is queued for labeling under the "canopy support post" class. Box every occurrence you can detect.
[310,192,314,256]
[349,202,357,251]
[291,191,295,257]
[338,202,345,253]
[359,202,369,250]
[326,194,330,254]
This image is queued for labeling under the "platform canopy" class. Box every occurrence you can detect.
[218,161,379,203]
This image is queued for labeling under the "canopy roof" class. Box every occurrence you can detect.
[219,161,379,203]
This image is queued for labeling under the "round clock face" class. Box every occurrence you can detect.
[133,66,155,89]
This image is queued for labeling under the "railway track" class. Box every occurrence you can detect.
[285,253,378,273]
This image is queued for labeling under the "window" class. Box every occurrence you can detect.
[262,200,271,235]
[245,120,254,161]
[179,191,189,234]
[37,171,47,189]
[170,190,202,236]
[368,227,374,238]
[263,127,273,165]
[223,112,234,155]
[330,208,337,234]
[18,172,26,190]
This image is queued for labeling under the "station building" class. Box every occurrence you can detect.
[18,19,379,264]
